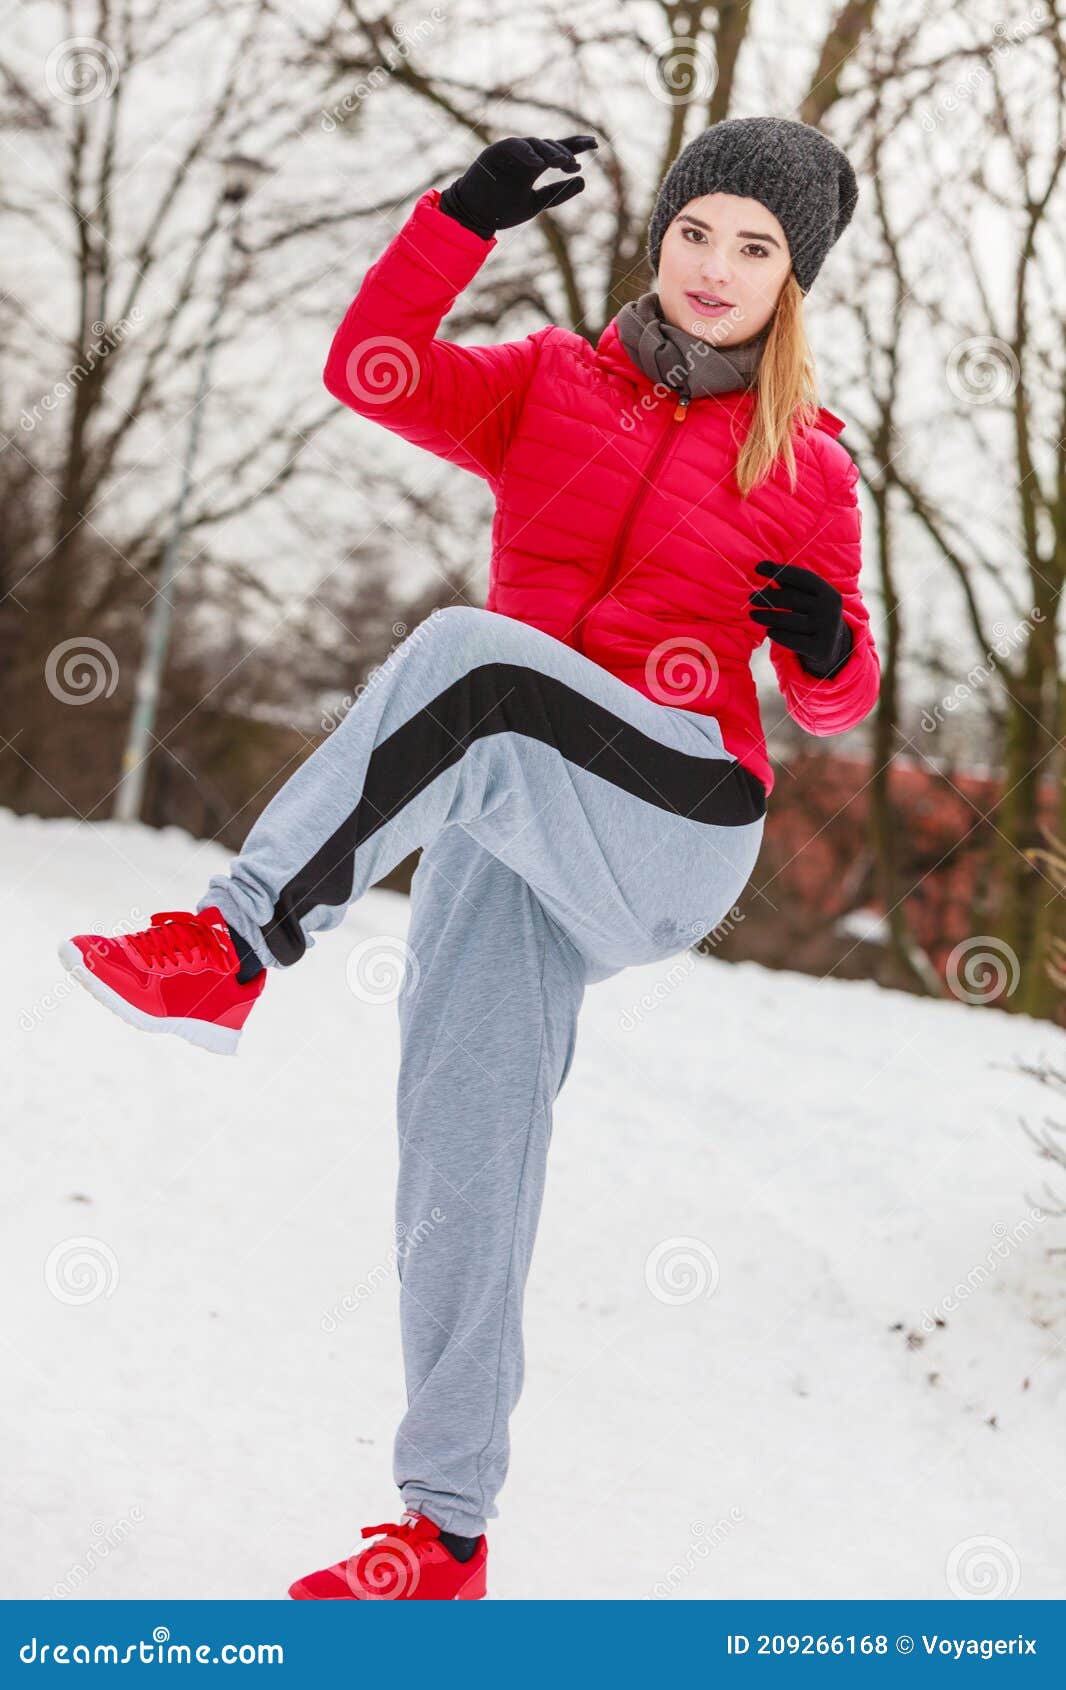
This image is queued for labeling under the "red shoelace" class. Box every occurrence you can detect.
[127,910,234,972]
[359,1516,439,1549]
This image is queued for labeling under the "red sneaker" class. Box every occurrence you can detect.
[288,1511,488,1601]
[57,906,266,1056]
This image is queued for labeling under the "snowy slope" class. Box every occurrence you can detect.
[5,806,1066,1601]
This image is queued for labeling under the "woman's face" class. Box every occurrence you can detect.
[656,191,792,346]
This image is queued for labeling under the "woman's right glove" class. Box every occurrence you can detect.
[439,135,598,240]
[748,560,853,677]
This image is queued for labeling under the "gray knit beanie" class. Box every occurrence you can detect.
[646,115,858,295]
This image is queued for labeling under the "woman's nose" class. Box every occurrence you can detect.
[698,254,732,288]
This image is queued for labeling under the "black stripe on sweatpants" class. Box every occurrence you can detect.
[262,661,767,965]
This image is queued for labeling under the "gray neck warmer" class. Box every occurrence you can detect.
[615,290,768,399]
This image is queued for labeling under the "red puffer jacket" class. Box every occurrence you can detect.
[323,188,880,796]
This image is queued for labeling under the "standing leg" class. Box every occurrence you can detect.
[390,825,588,1537]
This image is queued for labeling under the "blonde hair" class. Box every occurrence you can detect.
[733,271,821,500]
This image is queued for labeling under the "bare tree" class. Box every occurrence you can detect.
[850,2,1066,1018]
[0,0,380,817]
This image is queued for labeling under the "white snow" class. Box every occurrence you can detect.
[5,805,1066,1600]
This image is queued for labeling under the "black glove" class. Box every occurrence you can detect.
[748,560,853,678]
[439,135,598,240]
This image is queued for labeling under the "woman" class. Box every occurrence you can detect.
[58,116,880,1600]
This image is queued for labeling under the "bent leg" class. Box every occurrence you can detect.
[196,606,766,979]
[389,825,587,1536]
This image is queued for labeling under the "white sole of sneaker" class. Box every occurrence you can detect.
[56,940,240,1056]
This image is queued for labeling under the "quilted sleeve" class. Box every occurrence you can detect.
[323,188,546,486]
[768,446,881,734]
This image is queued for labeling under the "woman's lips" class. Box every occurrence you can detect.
[685,291,734,316]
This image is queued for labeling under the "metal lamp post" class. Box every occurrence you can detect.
[113,152,269,824]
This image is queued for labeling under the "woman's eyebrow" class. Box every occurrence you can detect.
[676,214,782,250]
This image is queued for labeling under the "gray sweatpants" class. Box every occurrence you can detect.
[196,606,766,1535]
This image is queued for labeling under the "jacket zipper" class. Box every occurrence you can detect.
[572,394,690,656]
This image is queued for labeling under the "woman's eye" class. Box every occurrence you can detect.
[681,228,769,258]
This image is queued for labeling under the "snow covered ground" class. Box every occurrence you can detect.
[5,805,1066,1601]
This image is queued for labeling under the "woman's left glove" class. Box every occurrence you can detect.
[748,559,853,678]
[439,135,598,239]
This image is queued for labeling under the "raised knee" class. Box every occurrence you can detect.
[425,604,499,670]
